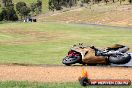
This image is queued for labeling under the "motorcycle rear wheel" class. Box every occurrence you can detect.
[109,53,131,64]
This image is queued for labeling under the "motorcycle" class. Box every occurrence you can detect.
[62,44,132,66]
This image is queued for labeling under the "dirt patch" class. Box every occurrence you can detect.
[0,65,131,83]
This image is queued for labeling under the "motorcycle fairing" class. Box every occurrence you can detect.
[70,46,107,64]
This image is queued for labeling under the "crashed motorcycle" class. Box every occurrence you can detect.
[62,44,132,66]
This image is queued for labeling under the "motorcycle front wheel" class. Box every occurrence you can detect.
[62,56,82,65]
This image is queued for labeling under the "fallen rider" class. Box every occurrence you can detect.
[62,44,131,66]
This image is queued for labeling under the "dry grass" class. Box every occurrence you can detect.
[37,3,132,27]
[0,28,67,45]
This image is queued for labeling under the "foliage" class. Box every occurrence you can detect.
[0,0,43,21]
[16,2,26,13]
[1,0,13,7]
[2,8,18,21]
[13,0,48,13]
[16,2,31,19]
[48,0,132,11]
[30,3,36,14]
[19,6,31,18]
[0,12,4,21]
[36,0,42,13]
[0,0,18,21]
[30,0,42,15]
[48,0,77,11]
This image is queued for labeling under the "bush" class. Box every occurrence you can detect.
[20,6,31,18]
[8,8,18,21]
[0,12,4,21]
[1,8,7,20]
[1,8,18,21]
[36,0,42,13]
[16,2,31,19]
[30,3,36,13]
[16,2,27,13]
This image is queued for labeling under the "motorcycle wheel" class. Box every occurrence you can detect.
[109,53,131,64]
[62,55,82,65]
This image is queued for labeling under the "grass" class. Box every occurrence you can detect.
[0,22,131,65]
[40,3,132,27]
[0,81,131,88]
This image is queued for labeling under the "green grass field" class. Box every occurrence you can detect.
[0,22,131,65]
[0,81,131,88]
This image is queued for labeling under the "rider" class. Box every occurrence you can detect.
[106,44,129,53]
[90,44,131,64]
[91,44,129,56]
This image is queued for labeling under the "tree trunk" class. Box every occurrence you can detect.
[2,0,6,7]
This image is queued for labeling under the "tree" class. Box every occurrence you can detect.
[16,2,26,13]
[7,7,18,21]
[30,3,36,14]
[1,7,18,21]
[36,0,42,13]
[48,0,77,11]
[1,0,18,21]
[83,0,90,3]
[0,12,4,21]
[19,6,31,18]
[30,0,42,15]
[1,0,6,7]
[16,2,31,19]
[1,0,13,7]
[1,8,7,20]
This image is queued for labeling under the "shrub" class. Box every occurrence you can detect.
[0,12,4,21]
[16,2,26,13]
[19,6,31,18]
[1,7,18,21]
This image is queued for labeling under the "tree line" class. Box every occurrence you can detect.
[0,0,42,21]
[48,0,132,11]
[49,0,77,11]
